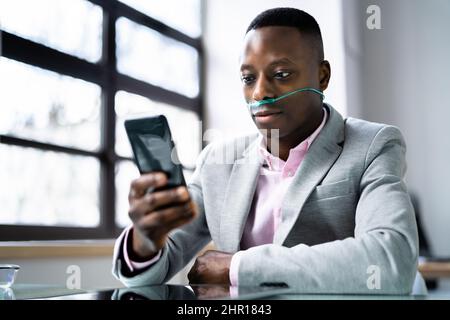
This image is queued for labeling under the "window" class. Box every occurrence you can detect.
[0,58,101,151]
[0,0,102,62]
[0,0,203,240]
[0,144,100,227]
[116,17,199,98]
[118,0,201,38]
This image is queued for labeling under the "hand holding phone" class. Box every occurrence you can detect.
[124,116,196,259]
[127,172,197,259]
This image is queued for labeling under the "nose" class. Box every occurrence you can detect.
[252,75,275,102]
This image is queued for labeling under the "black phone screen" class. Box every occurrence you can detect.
[124,115,185,188]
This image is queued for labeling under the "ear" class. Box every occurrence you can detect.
[319,60,331,91]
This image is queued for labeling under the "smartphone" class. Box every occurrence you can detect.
[124,115,186,190]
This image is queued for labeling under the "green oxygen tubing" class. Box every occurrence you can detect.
[247,87,324,110]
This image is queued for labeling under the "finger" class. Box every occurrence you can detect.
[188,259,200,283]
[137,202,195,232]
[165,211,196,231]
[129,172,168,200]
[163,201,198,230]
[142,186,190,212]
[128,187,190,222]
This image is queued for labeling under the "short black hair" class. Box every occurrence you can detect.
[246,7,324,60]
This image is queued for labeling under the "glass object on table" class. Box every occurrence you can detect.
[0,265,20,290]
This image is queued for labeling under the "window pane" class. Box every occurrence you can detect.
[116,17,199,98]
[115,160,195,228]
[0,144,100,227]
[119,0,201,38]
[0,0,102,62]
[115,160,139,228]
[0,57,101,151]
[115,91,201,168]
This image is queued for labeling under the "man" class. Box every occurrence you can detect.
[112,8,419,294]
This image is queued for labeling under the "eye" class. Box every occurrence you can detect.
[274,71,291,80]
[241,74,255,85]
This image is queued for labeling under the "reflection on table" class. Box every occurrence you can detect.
[7,283,450,300]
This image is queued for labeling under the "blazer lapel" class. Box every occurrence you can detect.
[273,104,345,245]
[219,137,262,253]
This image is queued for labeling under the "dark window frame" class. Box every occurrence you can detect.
[0,0,204,241]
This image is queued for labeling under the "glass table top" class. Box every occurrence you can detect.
[3,283,449,300]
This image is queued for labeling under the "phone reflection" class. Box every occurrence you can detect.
[112,285,194,300]
[111,285,231,300]
[40,284,290,300]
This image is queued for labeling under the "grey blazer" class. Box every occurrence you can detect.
[112,104,419,294]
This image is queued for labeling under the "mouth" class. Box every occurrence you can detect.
[253,110,283,117]
[253,110,283,123]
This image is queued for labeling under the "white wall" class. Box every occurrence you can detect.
[203,0,347,140]
[343,0,450,255]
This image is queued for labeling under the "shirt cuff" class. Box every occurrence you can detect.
[122,226,162,273]
[229,251,243,287]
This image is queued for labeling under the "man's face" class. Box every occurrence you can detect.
[240,26,329,137]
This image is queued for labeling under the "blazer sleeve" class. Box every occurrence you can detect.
[112,145,213,287]
[235,126,419,294]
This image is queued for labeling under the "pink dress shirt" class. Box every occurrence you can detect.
[123,109,328,284]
